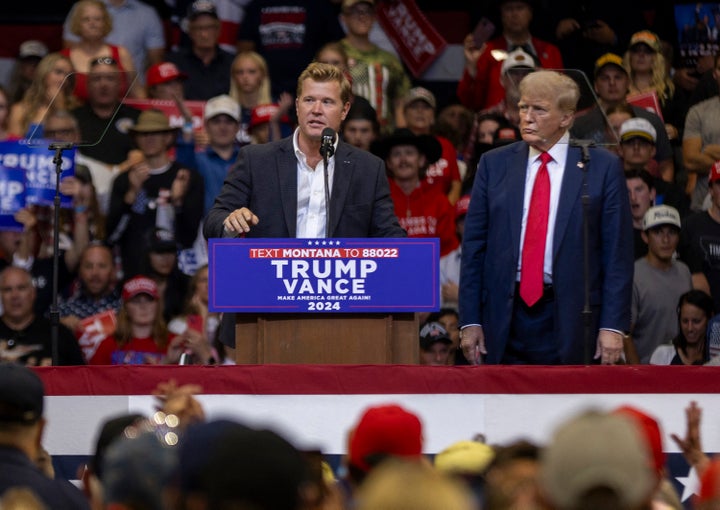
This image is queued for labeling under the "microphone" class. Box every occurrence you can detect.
[569,138,595,164]
[319,127,335,238]
[319,127,335,158]
[569,138,596,149]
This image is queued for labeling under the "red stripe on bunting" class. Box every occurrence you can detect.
[33,365,720,397]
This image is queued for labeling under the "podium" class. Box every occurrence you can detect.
[234,313,419,364]
[209,238,439,365]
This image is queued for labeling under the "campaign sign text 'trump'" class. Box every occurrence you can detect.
[209,238,439,313]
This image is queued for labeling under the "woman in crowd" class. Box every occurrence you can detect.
[140,228,190,322]
[461,112,509,194]
[168,265,225,365]
[90,276,171,365]
[624,31,682,146]
[8,53,75,138]
[229,51,273,145]
[91,274,212,365]
[650,290,715,365]
[61,0,139,102]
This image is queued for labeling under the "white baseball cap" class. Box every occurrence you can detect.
[204,95,240,122]
[501,48,536,75]
[642,205,681,231]
[620,118,656,144]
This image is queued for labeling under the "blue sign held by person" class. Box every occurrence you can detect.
[0,166,26,231]
[0,140,75,208]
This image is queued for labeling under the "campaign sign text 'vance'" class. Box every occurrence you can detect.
[209,238,439,313]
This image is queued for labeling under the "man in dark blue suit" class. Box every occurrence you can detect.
[204,62,405,351]
[458,70,633,365]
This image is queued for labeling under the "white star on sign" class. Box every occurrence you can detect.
[676,466,700,502]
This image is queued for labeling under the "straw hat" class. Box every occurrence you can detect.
[129,110,178,134]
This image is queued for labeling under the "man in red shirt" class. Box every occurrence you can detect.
[457,0,563,112]
[403,87,462,205]
[372,129,459,256]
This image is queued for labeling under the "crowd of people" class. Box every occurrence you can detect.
[3,1,720,507]
[0,0,717,367]
[1,362,720,510]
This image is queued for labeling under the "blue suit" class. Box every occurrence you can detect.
[458,141,633,364]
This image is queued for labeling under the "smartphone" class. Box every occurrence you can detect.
[472,17,495,48]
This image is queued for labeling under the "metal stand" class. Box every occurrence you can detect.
[319,130,335,238]
[576,141,593,365]
[49,142,74,365]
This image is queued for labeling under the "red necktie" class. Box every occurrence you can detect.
[520,152,552,306]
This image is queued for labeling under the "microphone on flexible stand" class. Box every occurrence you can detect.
[569,138,595,165]
[320,127,335,159]
[569,137,595,364]
[49,142,75,366]
[319,127,335,238]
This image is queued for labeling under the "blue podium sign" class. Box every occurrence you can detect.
[208,238,440,313]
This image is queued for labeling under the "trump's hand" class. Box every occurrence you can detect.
[224,207,259,234]
[594,330,624,365]
[460,325,486,365]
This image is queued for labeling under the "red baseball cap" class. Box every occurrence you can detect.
[348,404,423,472]
[613,405,665,477]
[122,276,159,301]
[249,104,290,130]
[146,62,187,88]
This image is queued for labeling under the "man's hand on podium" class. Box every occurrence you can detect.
[223,207,260,235]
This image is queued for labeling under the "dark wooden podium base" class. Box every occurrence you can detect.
[234,313,419,364]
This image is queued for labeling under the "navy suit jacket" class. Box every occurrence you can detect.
[458,141,633,364]
[204,137,405,239]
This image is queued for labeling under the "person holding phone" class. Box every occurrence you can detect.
[167,264,223,365]
[457,0,563,112]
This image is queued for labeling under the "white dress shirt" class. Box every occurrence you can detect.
[517,132,570,283]
[293,129,338,238]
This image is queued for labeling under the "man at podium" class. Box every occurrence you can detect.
[204,62,404,241]
[204,62,405,351]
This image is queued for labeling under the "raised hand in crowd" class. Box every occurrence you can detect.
[671,400,710,476]
[13,207,37,263]
[555,17,616,45]
[170,168,191,207]
[124,159,150,205]
[462,33,484,79]
[152,378,205,428]
[165,327,214,365]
